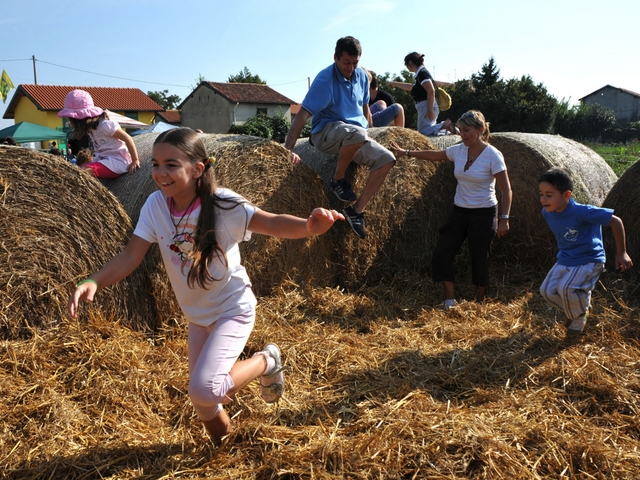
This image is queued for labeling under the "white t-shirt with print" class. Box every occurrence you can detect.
[133,188,258,326]
[89,119,132,174]
[445,143,507,209]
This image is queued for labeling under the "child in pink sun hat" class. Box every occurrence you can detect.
[59,89,140,178]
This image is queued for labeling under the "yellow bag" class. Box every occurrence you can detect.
[436,87,452,112]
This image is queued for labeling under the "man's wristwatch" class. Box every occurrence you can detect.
[499,215,509,220]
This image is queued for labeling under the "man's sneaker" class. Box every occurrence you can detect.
[343,205,366,239]
[260,343,285,403]
[330,178,357,202]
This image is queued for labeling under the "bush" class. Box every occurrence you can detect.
[554,102,617,141]
[228,110,292,142]
[602,121,640,143]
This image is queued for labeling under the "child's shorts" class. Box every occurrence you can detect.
[82,161,121,179]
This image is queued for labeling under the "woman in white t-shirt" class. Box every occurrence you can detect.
[390,110,512,310]
[68,128,344,444]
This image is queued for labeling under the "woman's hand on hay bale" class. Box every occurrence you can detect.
[307,208,345,235]
[389,141,409,158]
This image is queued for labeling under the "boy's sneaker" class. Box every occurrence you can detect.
[343,204,366,239]
[567,309,589,337]
[439,299,457,311]
[330,178,357,202]
[260,343,285,403]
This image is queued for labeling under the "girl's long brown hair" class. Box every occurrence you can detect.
[154,128,245,289]
[68,112,108,140]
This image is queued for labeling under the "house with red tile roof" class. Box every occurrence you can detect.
[3,85,164,134]
[179,81,295,133]
[155,109,181,125]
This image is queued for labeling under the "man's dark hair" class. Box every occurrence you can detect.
[539,167,573,193]
[335,36,362,58]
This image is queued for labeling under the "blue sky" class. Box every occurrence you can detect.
[2,0,639,130]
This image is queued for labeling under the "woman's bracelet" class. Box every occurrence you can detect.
[405,149,410,157]
[76,279,98,288]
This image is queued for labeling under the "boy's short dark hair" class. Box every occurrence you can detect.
[335,36,362,58]
[539,167,573,193]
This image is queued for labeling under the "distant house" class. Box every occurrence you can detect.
[2,85,164,147]
[179,82,295,133]
[290,104,302,122]
[155,109,181,125]
[580,85,640,123]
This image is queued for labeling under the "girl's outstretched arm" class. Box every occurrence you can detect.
[113,128,140,173]
[68,235,151,318]
[387,81,412,91]
[248,208,344,239]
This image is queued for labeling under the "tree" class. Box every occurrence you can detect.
[472,57,500,90]
[228,67,266,84]
[446,59,557,133]
[191,73,207,91]
[147,90,182,110]
[555,101,616,141]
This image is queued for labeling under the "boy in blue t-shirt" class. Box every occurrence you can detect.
[539,168,633,337]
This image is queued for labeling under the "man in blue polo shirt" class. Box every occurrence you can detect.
[283,36,395,239]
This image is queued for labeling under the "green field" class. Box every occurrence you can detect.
[586,141,640,177]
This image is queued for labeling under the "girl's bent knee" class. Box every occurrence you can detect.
[189,375,234,407]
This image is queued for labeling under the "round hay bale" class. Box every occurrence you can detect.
[294,126,455,287]
[488,133,618,266]
[103,133,334,295]
[602,160,640,278]
[0,146,163,339]
[430,134,462,150]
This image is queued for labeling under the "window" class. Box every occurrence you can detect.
[257,107,268,116]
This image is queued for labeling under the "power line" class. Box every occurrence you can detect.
[269,78,309,87]
[35,59,191,88]
[2,56,310,92]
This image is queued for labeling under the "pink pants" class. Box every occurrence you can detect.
[187,311,255,421]
[81,161,122,179]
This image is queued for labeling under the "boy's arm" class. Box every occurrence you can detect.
[609,215,633,271]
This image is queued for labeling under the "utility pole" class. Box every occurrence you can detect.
[32,55,37,85]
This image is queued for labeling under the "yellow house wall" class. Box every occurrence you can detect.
[139,112,154,124]
[14,98,66,149]
[14,97,155,148]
